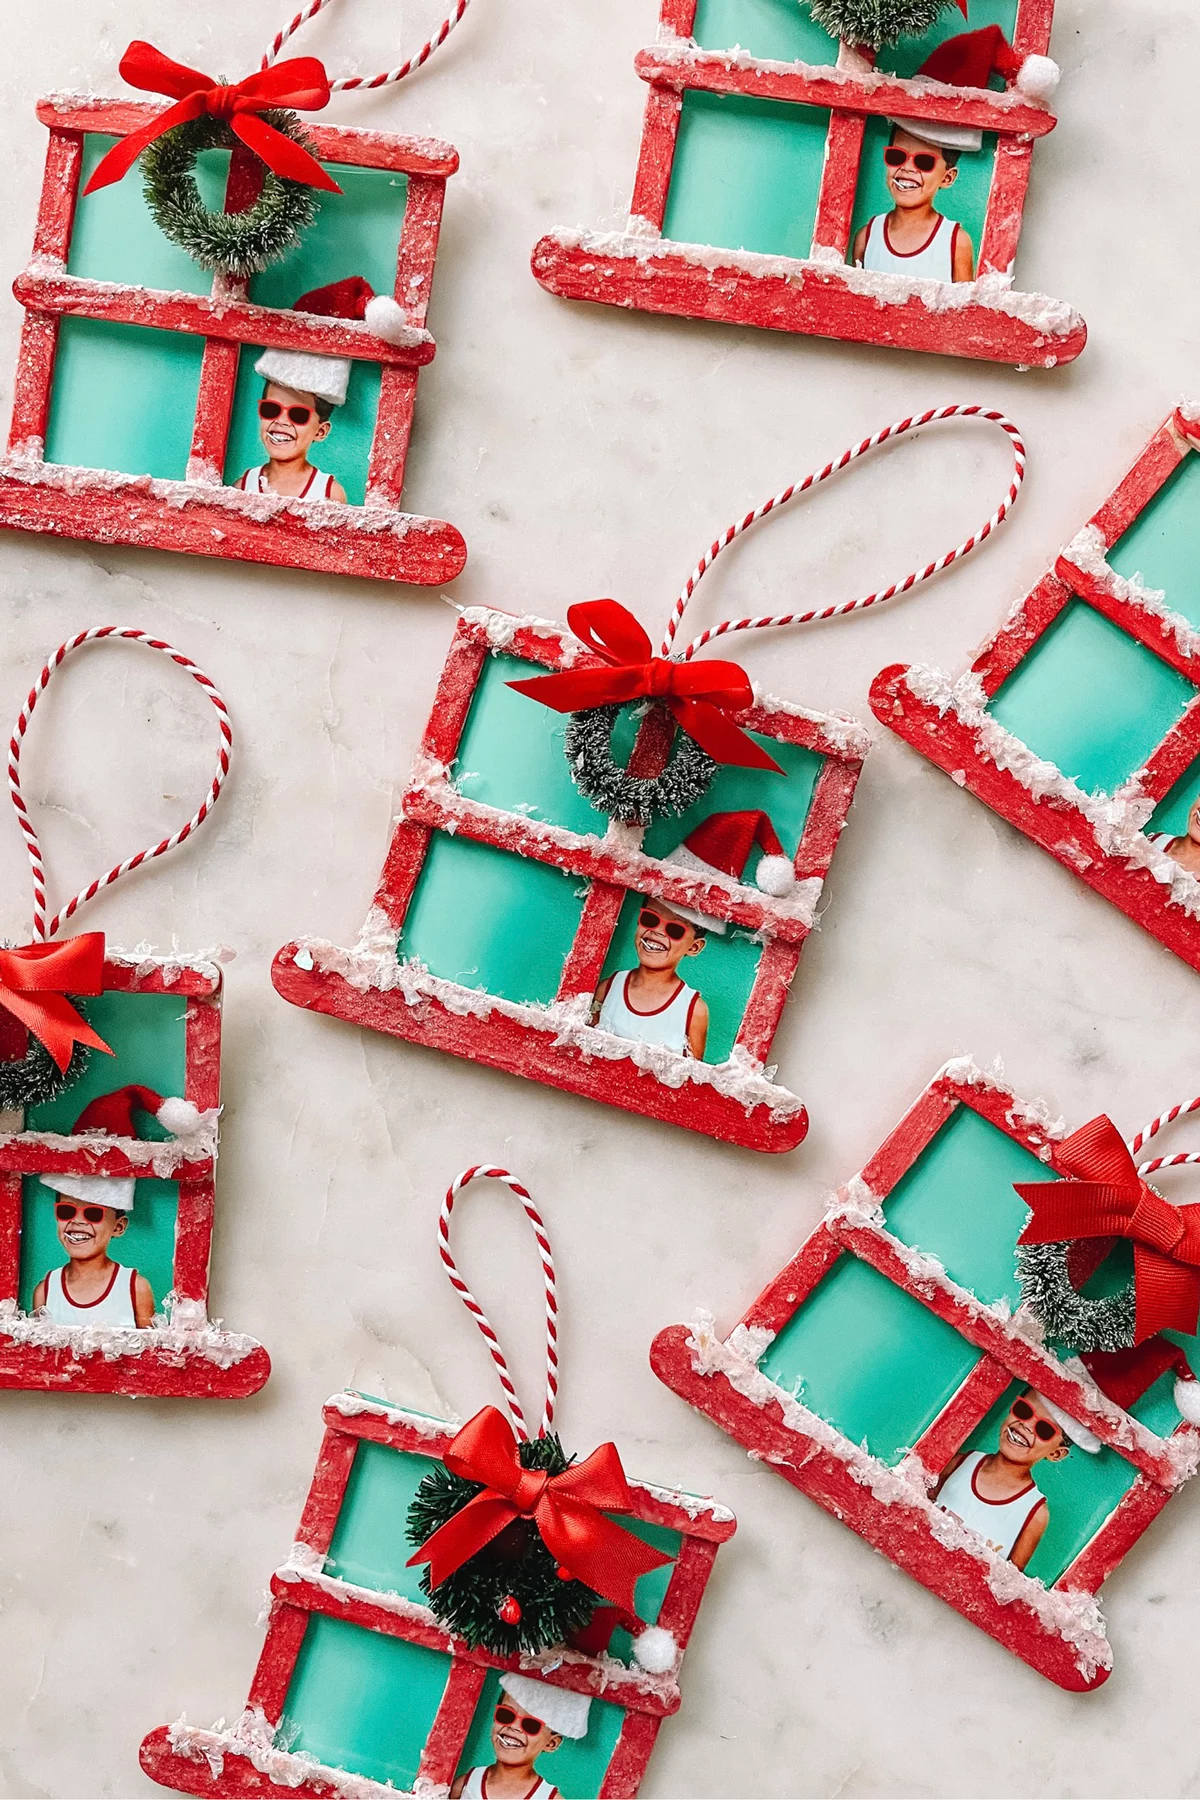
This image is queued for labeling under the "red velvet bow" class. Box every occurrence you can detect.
[0,934,113,1071]
[1015,1113,1200,1343]
[82,41,342,197]
[507,600,783,773]
[407,1406,672,1612]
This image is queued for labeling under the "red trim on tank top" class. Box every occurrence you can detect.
[883,213,945,259]
[621,972,685,1017]
[59,1260,123,1309]
[969,1457,1036,1506]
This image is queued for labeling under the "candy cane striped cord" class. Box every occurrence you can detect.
[8,628,233,943]
[1128,1097,1200,1178]
[263,0,473,88]
[1137,1151,1200,1178]
[439,1166,559,1442]
[659,405,1026,660]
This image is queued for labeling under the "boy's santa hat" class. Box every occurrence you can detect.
[256,276,410,407]
[499,1673,591,1741]
[662,810,796,933]
[568,1603,678,1674]
[1031,1391,1101,1455]
[39,1085,203,1212]
[890,26,1061,152]
[1081,1338,1200,1430]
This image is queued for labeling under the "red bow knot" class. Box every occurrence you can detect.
[507,599,783,773]
[0,934,113,1071]
[1015,1113,1200,1342]
[407,1406,672,1612]
[82,41,342,198]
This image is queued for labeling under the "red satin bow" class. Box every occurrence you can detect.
[407,1406,672,1612]
[507,600,783,773]
[82,41,342,197]
[0,934,113,1071]
[1015,1113,1200,1342]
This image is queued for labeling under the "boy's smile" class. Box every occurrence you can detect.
[635,905,702,971]
[998,1392,1065,1469]
[885,130,957,209]
[55,1201,125,1259]
[258,382,330,467]
[490,1701,560,1766]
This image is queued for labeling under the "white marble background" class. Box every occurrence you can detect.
[0,1,1197,1794]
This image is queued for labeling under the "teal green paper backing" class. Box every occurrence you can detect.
[987,600,1197,796]
[281,1614,449,1789]
[692,0,1017,74]
[19,1174,179,1314]
[1107,451,1200,629]
[1148,750,1200,837]
[19,989,190,1312]
[662,92,828,259]
[457,1670,625,1799]
[399,836,586,1006]
[48,138,406,505]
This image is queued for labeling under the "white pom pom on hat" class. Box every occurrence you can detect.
[631,1624,678,1673]
[256,276,412,407]
[38,1085,204,1212]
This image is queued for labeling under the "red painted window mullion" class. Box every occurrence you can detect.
[9,128,82,454]
[796,758,862,879]
[1132,705,1200,803]
[600,1710,664,1800]
[630,86,684,232]
[969,571,1074,695]
[1056,1470,1174,1593]
[977,137,1032,277]
[171,1177,215,1305]
[734,937,802,1065]
[366,365,418,508]
[909,1355,1018,1476]
[659,0,699,33]
[295,1429,361,1554]
[0,1173,23,1302]
[811,113,868,259]
[557,881,627,1001]
[363,172,446,507]
[1012,0,1057,56]
[742,1222,843,1334]
[246,1601,311,1726]
[187,151,260,484]
[417,1659,489,1788]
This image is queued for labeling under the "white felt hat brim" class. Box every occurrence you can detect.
[500,1673,591,1740]
[255,348,350,407]
[39,1171,135,1211]
[660,847,728,935]
[889,115,983,152]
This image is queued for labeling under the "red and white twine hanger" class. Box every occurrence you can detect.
[1129,1099,1200,1177]
[263,0,472,88]
[439,1166,559,1442]
[8,628,233,943]
[658,405,1026,660]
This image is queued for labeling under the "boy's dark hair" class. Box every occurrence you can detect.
[887,124,960,167]
[262,382,334,423]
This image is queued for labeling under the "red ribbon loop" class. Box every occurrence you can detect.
[0,934,113,1071]
[407,1406,673,1612]
[1015,1113,1200,1342]
[507,599,784,773]
[82,41,342,197]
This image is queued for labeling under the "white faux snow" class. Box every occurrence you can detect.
[1062,524,1200,661]
[326,1389,459,1437]
[684,1314,1113,1679]
[291,935,805,1122]
[4,1113,219,1174]
[630,1476,736,1523]
[900,664,1200,921]
[544,228,1081,339]
[275,1543,443,1633]
[167,1708,422,1800]
[937,1053,1066,1143]
[748,682,873,759]
[0,1295,262,1367]
[457,604,585,662]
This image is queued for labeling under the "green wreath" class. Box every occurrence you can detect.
[0,1030,91,1114]
[1015,1240,1137,1354]
[406,1434,602,1656]
[139,111,321,276]
[564,704,717,826]
[807,0,961,50]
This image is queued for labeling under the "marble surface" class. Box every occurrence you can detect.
[1,1,1199,1795]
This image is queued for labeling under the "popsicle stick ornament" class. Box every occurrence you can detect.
[652,1058,1200,1691]
[274,404,1025,1152]
[532,0,1085,368]
[0,1,478,585]
[142,1166,735,1800]
[0,628,268,1399]
[871,406,1200,972]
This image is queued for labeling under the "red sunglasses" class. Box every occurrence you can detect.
[638,908,690,941]
[494,1704,545,1735]
[1011,1396,1060,1441]
[55,1201,107,1224]
[258,399,317,426]
[884,146,940,172]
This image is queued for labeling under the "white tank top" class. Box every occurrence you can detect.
[936,1451,1046,1559]
[860,212,958,281]
[459,1769,558,1800]
[42,1262,139,1328]
[236,464,337,499]
[596,972,699,1054]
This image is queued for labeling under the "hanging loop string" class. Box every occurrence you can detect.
[439,1166,559,1442]
[1128,1099,1200,1178]
[659,405,1026,661]
[263,0,472,89]
[8,628,233,942]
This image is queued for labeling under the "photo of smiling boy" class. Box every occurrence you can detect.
[592,899,710,1061]
[852,126,975,283]
[33,1177,154,1329]
[237,381,348,503]
[931,1388,1098,1571]
[453,1674,590,1800]
[1147,792,1200,877]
